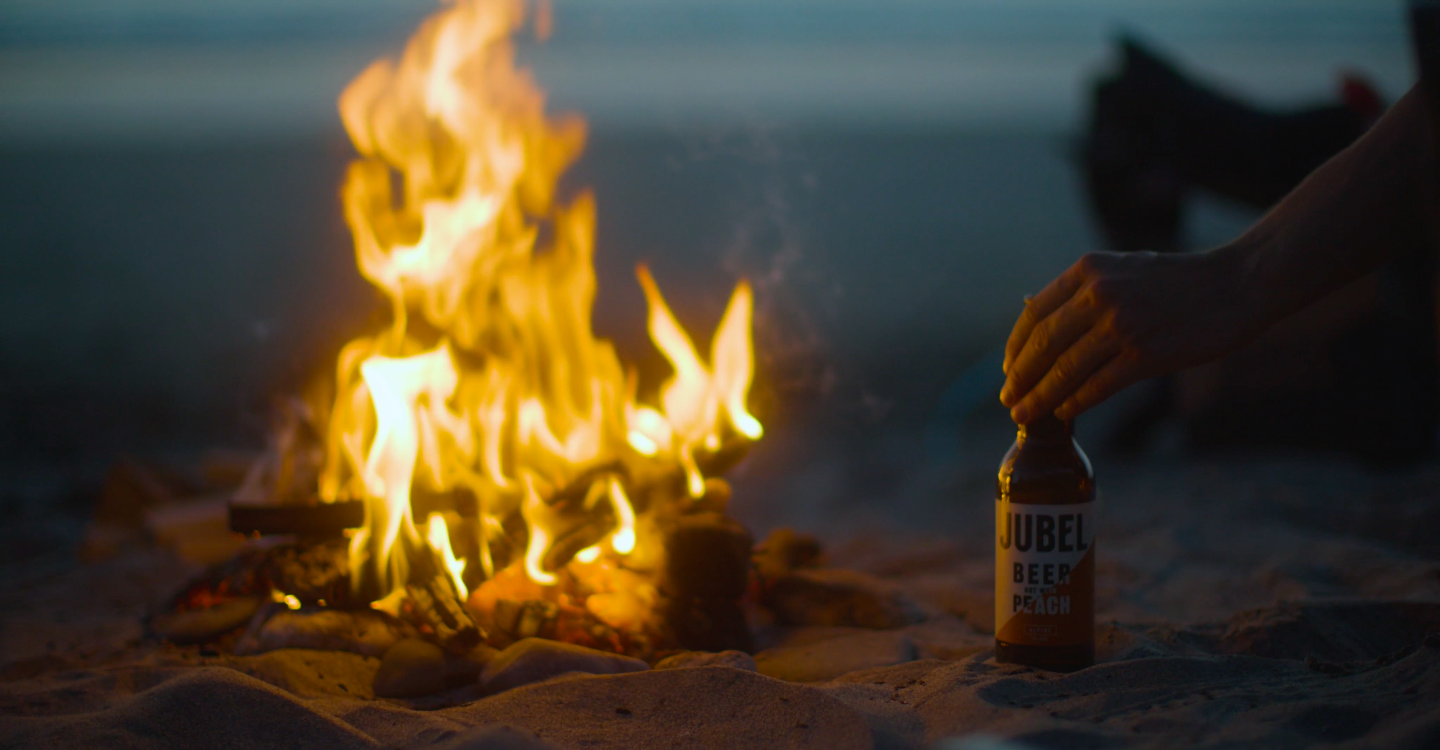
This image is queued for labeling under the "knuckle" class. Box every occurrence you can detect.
[1027,322,1052,355]
[1104,312,1141,347]
[1050,357,1078,385]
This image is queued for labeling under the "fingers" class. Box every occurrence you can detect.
[1003,260,1091,374]
[1008,328,1121,424]
[1053,355,1143,421]
[1001,293,1102,408]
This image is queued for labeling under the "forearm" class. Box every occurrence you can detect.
[1000,82,1437,424]
[1225,83,1433,332]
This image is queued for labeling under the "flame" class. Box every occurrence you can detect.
[320,0,761,606]
[637,265,762,497]
[426,513,469,599]
[607,477,636,554]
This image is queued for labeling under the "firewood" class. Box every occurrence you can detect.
[527,436,752,573]
[406,546,484,653]
[259,538,351,607]
[491,599,560,642]
[543,460,626,512]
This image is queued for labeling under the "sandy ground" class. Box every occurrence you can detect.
[2,450,1439,749]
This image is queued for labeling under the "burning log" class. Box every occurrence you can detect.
[543,461,627,513]
[492,599,559,641]
[406,582,482,653]
[202,0,771,667]
[405,545,484,653]
[259,538,352,606]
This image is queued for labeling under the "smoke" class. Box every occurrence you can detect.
[670,121,840,408]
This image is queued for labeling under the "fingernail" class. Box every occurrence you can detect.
[1011,405,1029,424]
[999,383,1014,406]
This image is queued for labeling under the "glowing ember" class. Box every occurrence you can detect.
[315,0,762,644]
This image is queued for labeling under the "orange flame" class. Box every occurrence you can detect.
[323,0,762,604]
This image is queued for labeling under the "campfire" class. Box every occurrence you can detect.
[163,0,768,670]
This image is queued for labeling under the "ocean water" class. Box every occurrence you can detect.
[0,1,1413,139]
[0,0,1412,512]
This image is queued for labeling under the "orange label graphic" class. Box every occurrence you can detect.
[995,500,1095,647]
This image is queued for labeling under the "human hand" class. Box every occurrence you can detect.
[999,248,1258,424]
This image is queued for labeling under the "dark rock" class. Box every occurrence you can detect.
[754,630,917,682]
[763,568,929,629]
[446,643,501,687]
[654,650,757,671]
[150,597,262,645]
[235,607,416,657]
[754,527,825,578]
[373,638,447,698]
[480,638,648,694]
[662,512,752,599]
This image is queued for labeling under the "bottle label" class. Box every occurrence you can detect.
[994,499,1096,647]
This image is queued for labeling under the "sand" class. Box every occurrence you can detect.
[2,455,1439,749]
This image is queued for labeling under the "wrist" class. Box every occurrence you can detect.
[1206,234,1276,340]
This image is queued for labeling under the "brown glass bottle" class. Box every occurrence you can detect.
[994,413,1095,672]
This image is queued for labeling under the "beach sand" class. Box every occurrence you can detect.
[2,452,1438,749]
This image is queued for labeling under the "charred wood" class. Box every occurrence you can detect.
[405,546,484,653]
[227,500,363,536]
[659,512,754,653]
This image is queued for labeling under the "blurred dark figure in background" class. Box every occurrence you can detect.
[1083,37,1385,257]
[1068,35,1436,465]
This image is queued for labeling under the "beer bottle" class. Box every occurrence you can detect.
[994,412,1095,671]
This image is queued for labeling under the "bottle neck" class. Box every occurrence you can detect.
[1018,413,1073,443]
